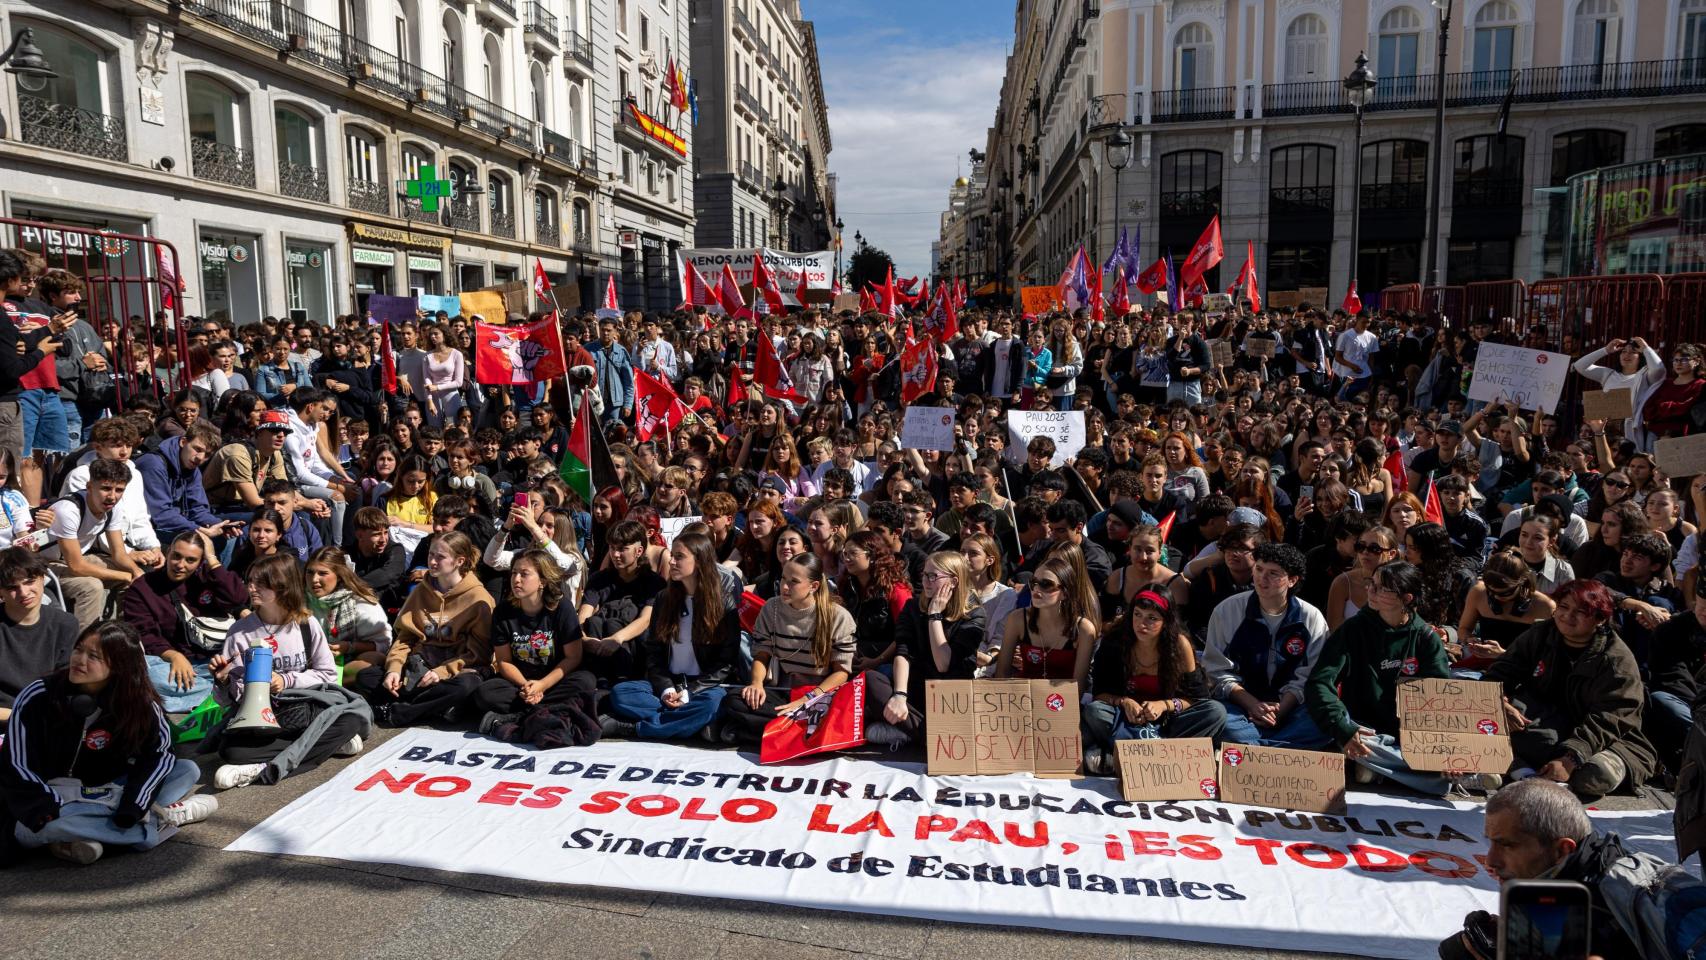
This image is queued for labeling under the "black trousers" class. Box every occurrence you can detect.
[718,685,797,743]
[863,670,923,736]
[472,671,597,714]
[354,666,483,726]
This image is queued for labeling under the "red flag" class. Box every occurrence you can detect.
[596,275,621,319]
[1134,256,1168,295]
[755,325,807,402]
[380,320,398,393]
[759,674,867,764]
[751,254,786,316]
[474,316,567,385]
[1342,281,1363,316]
[532,259,556,311]
[955,277,967,309]
[1184,275,1209,308]
[899,337,938,404]
[664,56,685,111]
[793,268,811,308]
[678,252,721,312]
[726,342,749,409]
[1180,215,1224,288]
[1227,240,1261,313]
[858,284,877,314]
[633,368,689,442]
[1157,510,1177,544]
[717,264,747,318]
[1108,266,1131,317]
[1087,256,1104,323]
[157,246,184,312]
[877,265,900,318]
[1385,447,1409,495]
[919,281,959,343]
[1423,476,1445,525]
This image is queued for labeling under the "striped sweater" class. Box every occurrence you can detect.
[751,598,855,687]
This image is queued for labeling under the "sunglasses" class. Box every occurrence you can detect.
[1355,541,1391,554]
[1604,478,1630,489]
[1031,579,1063,593]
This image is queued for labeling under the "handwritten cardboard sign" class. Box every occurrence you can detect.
[458,290,507,322]
[831,293,862,315]
[925,679,1081,777]
[1246,336,1279,359]
[1656,433,1706,478]
[1467,342,1571,413]
[1207,339,1235,368]
[658,515,701,549]
[1003,410,1085,467]
[1218,744,1345,814]
[901,406,956,452]
[1580,387,1634,422]
[1117,738,1219,802]
[1019,285,1064,316]
[1397,679,1512,773]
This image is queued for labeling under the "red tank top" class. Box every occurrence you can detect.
[1015,615,1077,679]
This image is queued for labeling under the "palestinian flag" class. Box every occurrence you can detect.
[561,389,617,507]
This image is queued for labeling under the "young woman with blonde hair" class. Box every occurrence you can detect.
[866,551,988,747]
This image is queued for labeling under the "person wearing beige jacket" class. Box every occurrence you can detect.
[354,530,494,727]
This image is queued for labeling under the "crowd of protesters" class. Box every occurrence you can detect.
[0,241,1701,916]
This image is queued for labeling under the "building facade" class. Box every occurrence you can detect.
[0,0,695,323]
[690,0,834,254]
[947,0,1706,305]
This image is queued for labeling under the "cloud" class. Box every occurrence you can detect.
[816,35,1008,280]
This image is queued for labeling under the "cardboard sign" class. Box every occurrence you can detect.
[1207,339,1235,368]
[1268,287,1328,310]
[419,294,462,317]
[1003,410,1086,467]
[1467,342,1572,413]
[658,515,701,549]
[1019,285,1064,316]
[831,293,862,315]
[1218,744,1346,814]
[1580,388,1634,421]
[367,293,418,324]
[1397,679,1512,774]
[1116,737,1219,802]
[1656,433,1706,478]
[458,290,507,322]
[1201,293,1233,312]
[552,281,581,311]
[901,406,956,452]
[925,679,1081,777]
[1246,336,1279,359]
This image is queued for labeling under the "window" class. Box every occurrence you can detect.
[572,199,592,242]
[20,23,107,114]
[617,0,629,34]
[1283,15,1328,81]
[345,127,381,183]
[568,86,584,142]
[187,75,242,147]
[442,10,461,87]
[621,149,633,185]
[1269,145,1334,216]
[1174,23,1214,90]
[1377,7,1422,94]
[1682,0,1706,78]
[1453,134,1525,208]
[1361,139,1429,208]
[1471,1,1518,75]
[482,34,502,104]
[1266,245,1330,290]
[1550,129,1623,186]
[1656,123,1706,159]
[1571,0,1620,68]
[535,188,557,228]
[666,171,676,203]
[640,14,649,51]
[274,106,318,169]
[1159,150,1222,217]
[401,143,431,179]
[530,63,546,122]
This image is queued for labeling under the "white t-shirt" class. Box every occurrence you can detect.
[1333,329,1379,379]
[40,494,113,562]
[285,409,335,483]
[990,337,1015,398]
[669,597,702,676]
[62,456,158,550]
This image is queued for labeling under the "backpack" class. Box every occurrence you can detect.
[1596,844,1706,960]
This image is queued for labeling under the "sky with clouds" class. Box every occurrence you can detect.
[805,0,1009,280]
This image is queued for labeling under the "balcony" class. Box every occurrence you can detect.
[481,0,517,21]
[1081,93,1125,134]
[1150,86,1236,123]
[490,209,516,239]
[733,5,757,45]
[524,2,558,48]
[734,83,766,122]
[536,220,561,247]
[190,136,256,188]
[541,127,580,166]
[739,161,762,190]
[278,159,329,202]
[347,177,390,215]
[563,29,594,75]
[1259,56,1706,119]
[442,198,481,231]
[16,94,126,162]
[1269,185,1333,217]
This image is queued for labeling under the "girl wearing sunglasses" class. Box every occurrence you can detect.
[993,557,1095,687]
[1326,526,1400,631]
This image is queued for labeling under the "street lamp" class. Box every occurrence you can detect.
[1424,0,1455,305]
[0,28,56,93]
[834,217,846,288]
[770,175,790,251]
[1106,127,1133,264]
[1343,52,1378,308]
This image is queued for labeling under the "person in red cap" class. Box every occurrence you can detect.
[204,409,295,520]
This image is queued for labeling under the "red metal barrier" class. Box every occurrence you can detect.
[1464,279,1529,326]
[1662,272,1706,346]
[1526,274,1668,353]
[1380,283,1423,314]
[1423,286,1466,329]
[1,217,187,405]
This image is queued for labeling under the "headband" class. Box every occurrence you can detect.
[1134,589,1170,613]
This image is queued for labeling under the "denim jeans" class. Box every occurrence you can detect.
[18,388,69,455]
[14,757,199,851]
[146,655,215,713]
[59,397,83,447]
[297,483,345,548]
[1221,701,1333,749]
[1336,376,1372,402]
[1649,690,1694,762]
[608,680,726,739]
[1353,730,1449,796]
[1167,381,1202,405]
[1082,698,1228,747]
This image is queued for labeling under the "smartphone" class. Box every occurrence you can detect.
[1498,879,1591,960]
[513,492,530,508]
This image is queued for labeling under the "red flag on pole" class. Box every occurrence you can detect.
[899,337,938,404]
[1423,476,1445,525]
[532,259,556,311]
[1108,266,1131,317]
[596,276,621,319]
[633,368,690,442]
[679,252,721,312]
[380,320,398,393]
[1134,256,1168,295]
[1228,241,1261,313]
[751,254,786,316]
[718,264,747,318]
[1087,255,1104,323]
[1180,214,1224,288]
[877,265,900,318]
[793,268,811,309]
[474,316,568,385]
[755,325,807,402]
[858,285,877,314]
[955,276,968,309]
[726,343,749,409]
[919,281,959,343]
[1343,280,1363,316]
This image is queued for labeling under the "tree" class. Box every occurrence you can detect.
[846,244,895,294]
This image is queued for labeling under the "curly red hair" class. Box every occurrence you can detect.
[1549,579,1615,622]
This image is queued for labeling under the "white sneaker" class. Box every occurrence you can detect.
[214,762,267,790]
[334,734,364,757]
[48,840,103,865]
[157,793,219,827]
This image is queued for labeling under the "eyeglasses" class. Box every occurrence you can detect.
[1031,579,1063,593]
[1355,541,1391,554]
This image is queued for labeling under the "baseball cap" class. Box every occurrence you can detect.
[257,410,291,432]
[1436,420,1463,436]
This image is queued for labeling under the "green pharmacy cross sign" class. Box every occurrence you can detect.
[401,165,456,212]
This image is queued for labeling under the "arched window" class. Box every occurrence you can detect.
[1454,134,1525,208]
[530,62,548,123]
[1269,144,1335,215]
[445,159,479,229]
[275,105,327,202]
[400,143,434,220]
[482,33,502,104]
[572,198,592,245]
[534,188,560,246]
[345,125,388,214]
[1284,15,1328,81]
[1173,23,1214,90]
[1572,0,1620,67]
[441,9,463,88]
[1656,123,1706,159]
[13,23,124,161]
[568,84,585,144]
[1377,7,1423,87]
[186,75,253,187]
[1361,139,1429,208]
[1160,150,1222,216]
[1471,1,1519,74]
[1550,129,1623,185]
[394,0,419,65]
[488,172,514,238]
[1680,0,1706,74]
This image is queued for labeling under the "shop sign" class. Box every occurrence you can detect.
[353,247,396,267]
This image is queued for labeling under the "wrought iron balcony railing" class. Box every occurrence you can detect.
[17,94,126,162]
[279,160,329,202]
[191,136,256,187]
[347,177,391,215]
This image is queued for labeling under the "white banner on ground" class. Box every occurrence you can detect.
[225,730,1673,960]
[901,407,956,452]
[1004,410,1085,467]
[682,248,835,294]
[1466,342,1572,413]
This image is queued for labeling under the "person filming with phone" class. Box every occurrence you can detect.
[1438,778,1693,960]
